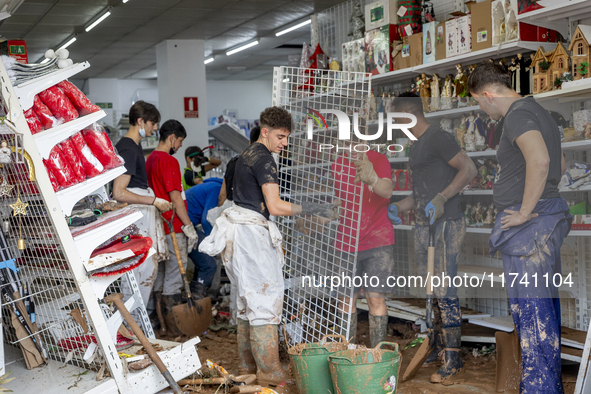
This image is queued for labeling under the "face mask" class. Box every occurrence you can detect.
[139,127,146,138]
[191,162,202,173]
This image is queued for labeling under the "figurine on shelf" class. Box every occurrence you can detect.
[526,53,535,94]
[464,124,476,152]
[441,74,453,110]
[386,91,394,114]
[508,57,518,92]
[441,118,453,134]
[585,123,591,139]
[474,113,486,148]
[431,73,441,111]
[369,90,377,121]
[419,73,431,112]
[455,114,467,148]
[454,64,468,107]
[464,203,472,226]
[475,202,484,225]
[498,58,507,72]
[516,53,529,95]
[379,91,386,113]
[484,206,494,227]
[486,116,498,149]
[0,140,11,164]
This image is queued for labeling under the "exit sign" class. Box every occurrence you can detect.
[1,40,28,64]
[96,102,113,109]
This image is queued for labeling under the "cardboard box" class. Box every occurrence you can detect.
[365,0,398,30]
[423,21,439,64]
[435,22,447,61]
[393,33,422,71]
[1,40,27,64]
[445,19,458,58]
[457,15,471,55]
[471,0,492,51]
[365,25,399,75]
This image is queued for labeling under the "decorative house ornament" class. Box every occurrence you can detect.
[568,25,591,81]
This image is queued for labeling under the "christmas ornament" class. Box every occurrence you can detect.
[10,197,28,216]
[0,177,14,197]
[348,1,365,40]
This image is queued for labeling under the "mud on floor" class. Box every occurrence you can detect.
[172,314,579,394]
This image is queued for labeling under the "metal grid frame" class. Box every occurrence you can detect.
[273,66,371,343]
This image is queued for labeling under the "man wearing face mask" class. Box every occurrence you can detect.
[146,119,199,336]
[113,101,172,308]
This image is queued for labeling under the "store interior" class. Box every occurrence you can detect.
[0,0,590,393]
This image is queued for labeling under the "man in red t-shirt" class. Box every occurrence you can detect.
[331,148,394,347]
[146,119,198,336]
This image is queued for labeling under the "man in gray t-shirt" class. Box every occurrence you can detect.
[469,62,570,394]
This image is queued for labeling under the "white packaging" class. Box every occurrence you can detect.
[457,15,471,55]
[365,0,399,30]
[446,19,458,58]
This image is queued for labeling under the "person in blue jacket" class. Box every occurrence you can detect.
[186,177,223,298]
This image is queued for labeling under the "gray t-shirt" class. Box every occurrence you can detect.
[493,97,562,211]
[409,126,463,225]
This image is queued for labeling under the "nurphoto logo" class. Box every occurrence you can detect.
[306,109,418,153]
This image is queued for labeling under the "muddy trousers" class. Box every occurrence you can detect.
[153,234,188,296]
[501,225,566,394]
[188,228,217,291]
[415,219,465,329]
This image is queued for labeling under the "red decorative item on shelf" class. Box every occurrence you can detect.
[82,126,122,170]
[33,95,58,129]
[45,145,79,188]
[70,132,105,178]
[58,138,86,183]
[57,80,101,116]
[38,86,79,123]
[397,0,422,37]
[309,43,329,69]
[43,161,61,192]
[24,108,43,135]
[518,0,544,14]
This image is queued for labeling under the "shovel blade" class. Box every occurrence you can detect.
[402,332,434,382]
[172,297,212,338]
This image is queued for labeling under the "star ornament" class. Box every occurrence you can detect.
[0,178,14,197]
[10,197,28,216]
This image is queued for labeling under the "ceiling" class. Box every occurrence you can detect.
[0,0,345,80]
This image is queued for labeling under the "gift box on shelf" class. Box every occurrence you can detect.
[445,19,459,58]
[365,0,398,30]
[393,32,422,71]
[397,0,422,37]
[365,24,401,75]
[457,15,472,55]
[423,21,439,64]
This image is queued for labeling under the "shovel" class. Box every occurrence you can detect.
[403,209,436,381]
[162,208,212,338]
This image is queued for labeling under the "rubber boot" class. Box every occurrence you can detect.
[430,327,465,383]
[250,324,291,387]
[154,291,167,337]
[369,314,388,348]
[237,319,257,375]
[424,300,443,365]
[190,283,207,301]
[162,293,183,338]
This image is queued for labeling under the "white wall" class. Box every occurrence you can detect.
[85,78,158,127]
[206,79,273,121]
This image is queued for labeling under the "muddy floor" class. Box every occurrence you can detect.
[174,312,579,394]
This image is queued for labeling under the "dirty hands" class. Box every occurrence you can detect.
[500,209,538,229]
[388,203,402,225]
[299,199,341,220]
[153,197,173,213]
[353,153,379,187]
[182,224,198,252]
[425,193,447,225]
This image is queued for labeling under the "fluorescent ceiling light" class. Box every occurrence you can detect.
[123,0,129,3]
[58,36,77,51]
[40,58,49,64]
[226,40,258,56]
[204,57,214,64]
[85,10,111,32]
[275,19,311,36]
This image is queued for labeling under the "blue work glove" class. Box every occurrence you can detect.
[425,193,447,224]
[388,203,402,225]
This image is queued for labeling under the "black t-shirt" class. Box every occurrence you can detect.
[233,143,279,219]
[224,156,238,201]
[494,97,562,210]
[115,137,148,189]
[409,126,463,225]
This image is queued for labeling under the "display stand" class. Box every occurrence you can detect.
[0,57,200,393]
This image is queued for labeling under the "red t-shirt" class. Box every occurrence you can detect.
[146,150,184,234]
[331,150,394,252]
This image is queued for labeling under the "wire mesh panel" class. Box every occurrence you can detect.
[273,66,371,344]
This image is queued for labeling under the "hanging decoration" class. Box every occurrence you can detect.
[0,177,14,198]
[348,1,365,40]
[10,197,28,216]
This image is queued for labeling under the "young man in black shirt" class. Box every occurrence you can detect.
[468,62,570,393]
[218,126,260,206]
[200,107,338,387]
[388,93,477,383]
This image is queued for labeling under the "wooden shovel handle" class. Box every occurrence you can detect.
[168,229,186,276]
[427,246,434,296]
[105,293,182,393]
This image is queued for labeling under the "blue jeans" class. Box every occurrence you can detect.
[188,229,217,289]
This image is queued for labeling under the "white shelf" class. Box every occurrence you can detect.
[516,0,591,37]
[72,209,143,263]
[462,189,493,195]
[388,156,409,163]
[56,166,126,217]
[466,149,497,157]
[33,110,107,159]
[14,62,91,111]
[535,80,591,102]
[393,224,413,230]
[392,190,412,195]
[561,139,591,151]
[425,105,481,119]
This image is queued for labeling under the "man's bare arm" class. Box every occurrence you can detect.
[440,151,478,200]
[218,179,227,206]
[169,190,192,226]
[373,178,394,199]
[262,183,338,218]
[204,157,222,172]
[112,175,155,205]
[395,194,415,212]
[516,130,549,216]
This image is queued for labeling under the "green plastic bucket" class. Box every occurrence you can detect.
[288,335,349,394]
[328,342,401,394]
